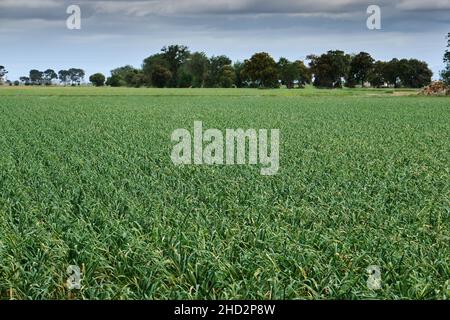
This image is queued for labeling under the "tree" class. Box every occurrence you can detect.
[20,76,30,85]
[151,65,172,88]
[106,74,122,87]
[243,52,279,88]
[308,50,351,88]
[89,73,106,87]
[58,70,70,85]
[43,69,57,85]
[177,70,193,88]
[184,52,209,87]
[142,53,170,87]
[398,59,432,88]
[205,55,233,88]
[278,58,302,89]
[348,52,374,87]
[161,45,190,87]
[383,59,401,87]
[441,33,450,85]
[0,66,8,84]
[294,60,312,87]
[68,68,85,85]
[110,65,139,87]
[130,71,147,88]
[233,61,246,88]
[368,61,387,87]
[29,69,43,85]
[218,65,235,88]
[278,58,299,89]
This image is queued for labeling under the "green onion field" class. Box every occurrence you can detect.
[0,87,448,299]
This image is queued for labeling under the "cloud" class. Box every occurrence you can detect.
[92,0,380,16]
[0,0,60,8]
[396,0,450,10]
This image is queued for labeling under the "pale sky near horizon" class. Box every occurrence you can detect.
[1,0,449,81]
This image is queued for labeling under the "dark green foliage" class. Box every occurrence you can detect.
[368,61,387,88]
[89,73,106,87]
[441,33,450,85]
[183,52,209,88]
[151,65,172,88]
[348,52,374,87]
[397,59,432,88]
[308,51,351,88]
[243,52,279,88]
[29,69,43,85]
[204,56,233,88]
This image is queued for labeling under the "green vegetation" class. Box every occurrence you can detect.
[9,42,437,89]
[0,87,448,300]
[442,33,450,85]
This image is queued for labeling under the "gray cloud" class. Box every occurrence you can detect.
[0,0,447,81]
[1,0,449,20]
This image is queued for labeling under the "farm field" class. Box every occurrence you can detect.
[0,87,448,300]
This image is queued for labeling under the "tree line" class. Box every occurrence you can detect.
[89,45,434,89]
[2,34,449,88]
[17,68,86,86]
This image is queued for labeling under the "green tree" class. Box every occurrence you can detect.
[218,65,235,88]
[142,53,170,87]
[106,75,122,87]
[308,50,351,88]
[0,66,8,84]
[233,61,246,88]
[441,33,450,85]
[368,61,387,87]
[58,70,70,85]
[161,45,190,87]
[205,55,232,87]
[398,59,432,88]
[20,76,30,85]
[130,72,147,88]
[269,59,311,88]
[383,59,401,87]
[294,60,312,87]
[151,65,172,88]
[243,52,279,88]
[29,69,43,85]
[278,58,300,89]
[89,73,106,87]
[110,65,139,87]
[177,70,193,88]
[43,69,57,85]
[184,52,209,87]
[348,52,374,87]
[68,68,85,85]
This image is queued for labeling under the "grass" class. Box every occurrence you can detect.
[0,87,448,300]
[0,85,405,97]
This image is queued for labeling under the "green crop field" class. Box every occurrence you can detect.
[0,87,448,300]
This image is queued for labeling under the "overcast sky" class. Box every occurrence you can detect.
[1,0,449,80]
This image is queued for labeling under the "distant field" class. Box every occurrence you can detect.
[0,87,448,299]
[0,85,416,97]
